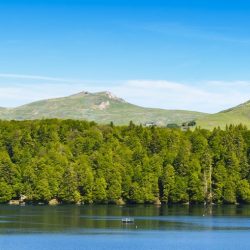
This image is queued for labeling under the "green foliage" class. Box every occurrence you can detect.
[129,182,144,203]
[237,179,250,203]
[58,166,81,203]
[212,162,227,203]
[0,119,249,204]
[223,178,237,204]
[93,177,107,203]
[170,176,189,203]
[0,181,13,203]
[162,164,175,203]
[188,172,204,203]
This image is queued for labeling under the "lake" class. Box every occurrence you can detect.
[1,205,250,250]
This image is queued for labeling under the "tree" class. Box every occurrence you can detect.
[0,120,249,205]
[212,162,227,203]
[161,164,175,203]
[0,181,13,203]
[170,176,188,203]
[33,178,52,202]
[93,177,107,203]
[58,166,81,203]
[237,179,250,203]
[223,178,237,204]
[128,182,144,203]
[74,156,94,203]
[188,173,204,203]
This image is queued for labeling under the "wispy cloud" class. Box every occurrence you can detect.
[0,75,249,113]
[0,73,79,83]
[109,80,250,113]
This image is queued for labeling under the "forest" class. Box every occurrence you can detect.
[0,119,250,205]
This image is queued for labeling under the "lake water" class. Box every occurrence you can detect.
[1,205,250,250]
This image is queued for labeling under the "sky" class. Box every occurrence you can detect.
[0,0,250,113]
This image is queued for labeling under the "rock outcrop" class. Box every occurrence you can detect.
[49,198,59,206]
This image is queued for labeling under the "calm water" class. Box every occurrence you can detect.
[1,205,250,250]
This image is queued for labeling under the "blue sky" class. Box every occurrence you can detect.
[0,0,249,112]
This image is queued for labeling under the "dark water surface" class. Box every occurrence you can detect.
[1,205,250,249]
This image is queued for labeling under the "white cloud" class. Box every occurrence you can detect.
[0,73,76,82]
[0,74,249,113]
[109,80,250,113]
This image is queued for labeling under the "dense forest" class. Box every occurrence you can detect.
[0,119,250,205]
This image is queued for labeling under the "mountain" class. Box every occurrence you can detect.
[0,91,206,125]
[196,100,250,129]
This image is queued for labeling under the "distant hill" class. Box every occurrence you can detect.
[196,100,250,129]
[0,91,206,126]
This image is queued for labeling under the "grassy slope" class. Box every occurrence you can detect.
[0,91,206,125]
[196,101,250,129]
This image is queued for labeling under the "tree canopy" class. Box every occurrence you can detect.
[0,119,249,205]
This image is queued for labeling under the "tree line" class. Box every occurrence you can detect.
[0,119,250,205]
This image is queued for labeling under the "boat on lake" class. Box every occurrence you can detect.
[122,218,135,223]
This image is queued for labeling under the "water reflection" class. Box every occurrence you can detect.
[0,205,250,234]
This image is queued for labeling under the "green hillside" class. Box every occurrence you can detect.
[0,91,206,126]
[197,100,250,129]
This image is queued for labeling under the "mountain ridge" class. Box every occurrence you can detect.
[0,91,206,126]
[0,91,249,129]
[196,99,250,129]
